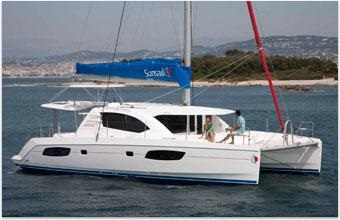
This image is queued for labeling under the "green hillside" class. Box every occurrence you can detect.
[192,50,338,81]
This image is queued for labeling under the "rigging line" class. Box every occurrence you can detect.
[253,3,290,121]
[143,51,256,103]
[169,2,181,51]
[192,1,199,44]
[96,1,126,141]
[81,87,97,101]
[48,86,69,102]
[268,50,291,120]
[260,153,331,184]
[78,2,92,55]
[130,1,144,49]
[104,4,132,54]
[259,127,282,149]
[137,3,153,50]
[192,52,256,100]
[104,1,126,99]
[105,1,126,103]
[196,50,257,82]
[101,25,119,52]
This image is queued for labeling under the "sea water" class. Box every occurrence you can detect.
[2,78,338,216]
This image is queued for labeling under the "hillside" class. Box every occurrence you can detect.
[192,50,338,81]
[2,35,338,78]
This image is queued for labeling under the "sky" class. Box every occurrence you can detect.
[2,1,338,58]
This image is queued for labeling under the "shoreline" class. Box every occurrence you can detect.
[58,78,338,88]
[3,77,337,88]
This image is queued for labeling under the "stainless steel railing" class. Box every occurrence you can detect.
[283,120,294,146]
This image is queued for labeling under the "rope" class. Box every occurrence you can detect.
[78,2,92,55]
[256,127,331,183]
[192,52,256,100]
[49,87,69,102]
[96,1,126,141]
[137,3,153,50]
[143,50,256,103]
[169,2,181,53]
[102,1,126,104]
[130,2,144,50]
[253,3,291,121]
[82,87,97,101]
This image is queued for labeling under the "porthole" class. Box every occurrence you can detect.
[126,151,133,157]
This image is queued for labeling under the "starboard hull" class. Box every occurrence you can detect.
[260,142,322,174]
[12,137,261,185]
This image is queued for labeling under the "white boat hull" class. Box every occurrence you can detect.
[12,137,261,185]
[260,141,322,173]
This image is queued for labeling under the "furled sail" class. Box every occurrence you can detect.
[76,58,191,88]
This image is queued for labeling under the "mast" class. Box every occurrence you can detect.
[182,1,191,106]
[246,1,284,131]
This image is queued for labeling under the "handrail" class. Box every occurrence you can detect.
[283,120,294,145]
[295,121,314,137]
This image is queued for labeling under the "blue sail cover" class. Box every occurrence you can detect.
[76,58,191,88]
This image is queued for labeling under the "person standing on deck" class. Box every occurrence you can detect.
[218,110,245,144]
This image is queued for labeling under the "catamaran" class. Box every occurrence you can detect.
[12,1,322,185]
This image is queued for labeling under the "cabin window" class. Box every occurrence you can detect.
[101,113,149,133]
[43,147,71,157]
[197,115,202,134]
[145,150,185,160]
[155,115,195,133]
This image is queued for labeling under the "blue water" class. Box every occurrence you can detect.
[2,78,338,216]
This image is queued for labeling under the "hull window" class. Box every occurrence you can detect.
[43,147,71,157]
[81,150,87,155]
[102,113,149,133]
[145,150,185,160]
[126,151,134,157]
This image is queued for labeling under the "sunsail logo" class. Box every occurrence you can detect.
[144,67,172,78]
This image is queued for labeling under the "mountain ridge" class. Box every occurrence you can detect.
[2,35,337,77]
[3,35,337,64]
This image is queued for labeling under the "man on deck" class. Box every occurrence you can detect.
[217,110,245,144]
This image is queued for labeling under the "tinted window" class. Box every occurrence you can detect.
[145,150,185,160]
[155,115,195,133]
[43,147,71,157]
[197,115,203,134]
[102,113,149,133]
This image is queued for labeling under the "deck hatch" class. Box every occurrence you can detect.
[145,150,185,160]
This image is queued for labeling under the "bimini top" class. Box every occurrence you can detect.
[76,58,191,88]
[105,102,235,116]
[41,100,103,111]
